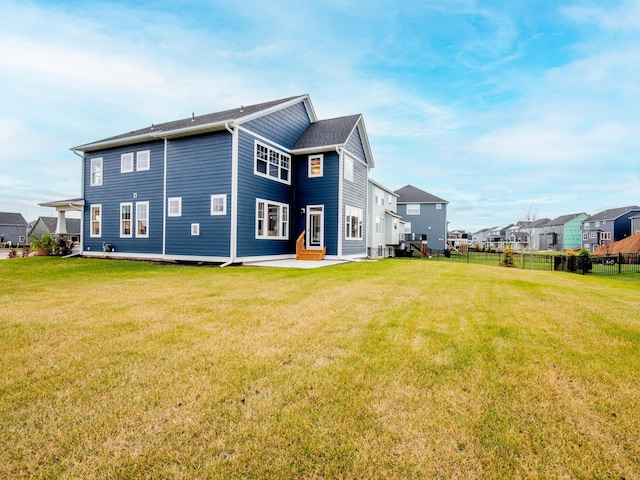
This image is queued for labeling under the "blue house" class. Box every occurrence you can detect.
[395,184,448,251]
[581,205,640,252]
[72,95,374,264]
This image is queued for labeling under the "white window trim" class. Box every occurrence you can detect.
[374,187,384,206]
[136,201,149,238]
[191,223,200,236]
[256,198,289,240]
[344,156,354,183]
[345,205,363,240]
[121,153,134,173]
[308,154,323,178]
[120,202,133,238]
[90,204,102,238]
[584,223,590,230]
[211,194,227,216]
[90,157,103,186]
[168,197,182,217]
[254,140,291,185]
[436,203,442,209]
[406,204,420,215]
[375,216,385,235]
[137,150,150,171]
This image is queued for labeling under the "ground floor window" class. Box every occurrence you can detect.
[136,201,149,238]
[345,205,363,240]
[256,199,289,239]
[90,204,102,237]
[120,202,132,237]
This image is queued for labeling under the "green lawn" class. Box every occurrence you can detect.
[1,257,639,479]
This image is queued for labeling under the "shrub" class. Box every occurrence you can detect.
[577,249,593,274]
[501,244,517,268]
[30,233,56,256]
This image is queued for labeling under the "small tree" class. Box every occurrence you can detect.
[577,248,593,274]
[30,233,56,256]
[501,243,517,267]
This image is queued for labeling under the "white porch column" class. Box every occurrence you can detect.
[56,210,67,234]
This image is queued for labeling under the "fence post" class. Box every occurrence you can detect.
[619,252,623,274]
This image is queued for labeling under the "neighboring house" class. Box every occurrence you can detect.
[67,95,374,263]
[395,185,448,251]
[488,224,514,250]
[631,215,640,236]
[581,206,640,252]
[506,224,529,251]
[367,179,404,258]
[471,227,494,249]
[541,213,588,251]
[29,216,81,243]
[0,212,28,247]
[517,218,550,251]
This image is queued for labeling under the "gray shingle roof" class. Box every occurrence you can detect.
[292,115,361,150]
[34,217,81,235]
[0,212,27,225]
[547,213,587,226]
[394,185,448,204]
[74,95,306,150]
[586,206,640,222]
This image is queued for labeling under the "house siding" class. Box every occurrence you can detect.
[341,152,368,256]
[397,203,447,251]
[165,132,232,257]
[236,128,293,258]
[243,102,312,149]
[83,140,164,254]
[294,152,340,256]
[344,125,366,161]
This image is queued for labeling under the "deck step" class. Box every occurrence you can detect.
[296,248,326,261]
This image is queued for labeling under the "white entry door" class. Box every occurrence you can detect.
[306,205,324,250]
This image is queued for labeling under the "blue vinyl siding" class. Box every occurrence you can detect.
[341,153,368,256]
[236,129,293,258]
[294,152,340,255]
[243,102,312,149]
[397,203,448,250]
[165,132,232,257]
[83,140,164,254]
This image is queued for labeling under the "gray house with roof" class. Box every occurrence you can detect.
[541,213,588,251]
[395,184,448,251]
[632,215,640,236]
[581,206,640,252]
[60,95,374,263]
[0,212,29,247]
[29,216,81,243]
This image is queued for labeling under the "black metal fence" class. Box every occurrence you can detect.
[419,250,640,276]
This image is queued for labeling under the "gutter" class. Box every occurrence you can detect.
[221,121,237,268]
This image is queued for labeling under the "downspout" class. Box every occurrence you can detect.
[220,121,237,267]
[162,138,168,257]
[72,148,85,252]
[336,146,344,260]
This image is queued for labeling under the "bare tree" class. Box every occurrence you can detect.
[519,204,538,270]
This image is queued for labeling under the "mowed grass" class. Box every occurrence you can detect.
[1,258,639,479]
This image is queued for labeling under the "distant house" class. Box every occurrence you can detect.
[581,206,640,252]
[471,227,494,249]
[541,213,588,251]
[0,212,29,247]
[29,216,81,243]
[488,224,514,250]
[631,215,640,236]
[367,179,405,258]
[57,95,374,263]
[517,218,550,251]
[395,185,448,251]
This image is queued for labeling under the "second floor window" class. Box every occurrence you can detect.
[406,204,420,215]
[255,142,290,184]
[90,158,103,186]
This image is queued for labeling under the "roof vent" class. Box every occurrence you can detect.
[191,112,195,122]
[150,123,154,131]
[240,105,244,112]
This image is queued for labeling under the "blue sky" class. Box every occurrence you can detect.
[1,0,639,231]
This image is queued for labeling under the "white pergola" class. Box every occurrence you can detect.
[38,198,84,235]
